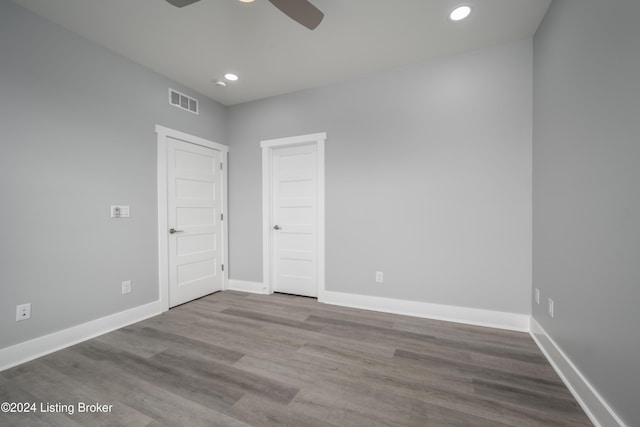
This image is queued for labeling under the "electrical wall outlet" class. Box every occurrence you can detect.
[16,303,31,321]
[548,298,554,318]
[375,271,383,283]
[122,280,131,294]
[535,288,540,304]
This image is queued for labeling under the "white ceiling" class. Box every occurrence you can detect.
[12,0,552,106]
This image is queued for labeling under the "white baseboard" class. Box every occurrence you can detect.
[228,279,268,295]
[2,288,624,427]
[530,319,626,427]
[0,301,163,372]
[321,290,530,332]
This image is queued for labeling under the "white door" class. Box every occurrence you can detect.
[271,144,318,297]
[167,137,223,307]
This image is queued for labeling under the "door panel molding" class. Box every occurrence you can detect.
[261,132,326,301]
[156,125,229,312]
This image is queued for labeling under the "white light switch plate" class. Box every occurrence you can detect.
[111,205,130,218]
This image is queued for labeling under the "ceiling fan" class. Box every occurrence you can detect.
[166,0,324,30]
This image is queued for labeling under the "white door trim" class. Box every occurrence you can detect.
[261,132,326,301]
[155,125,229,311]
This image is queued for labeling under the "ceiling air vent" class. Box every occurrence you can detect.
[169,88,199,115]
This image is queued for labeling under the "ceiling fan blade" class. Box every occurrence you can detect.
[268,0,324,30]
[166,0,200,8]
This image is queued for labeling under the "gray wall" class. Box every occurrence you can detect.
[533,0,640,425]
[228,40,533,314]
[0,1,226,349]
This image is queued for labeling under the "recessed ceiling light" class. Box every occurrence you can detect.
[450,5,471,22]
[224,73,239,81]
[238,0,254,2]
[215,80,227,87]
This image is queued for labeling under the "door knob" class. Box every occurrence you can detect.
[273,225,282,230]
[169,228,184,234]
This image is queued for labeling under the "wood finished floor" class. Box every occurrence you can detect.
[0,291,591,426]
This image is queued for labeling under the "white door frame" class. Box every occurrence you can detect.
[156,125,229,312]
[261,132,326,301]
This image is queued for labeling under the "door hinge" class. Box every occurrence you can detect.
[221,264,224,272]
[220,162,223,170]
[221,213,224,221]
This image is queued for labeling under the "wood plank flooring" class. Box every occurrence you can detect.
[0,291,592,426]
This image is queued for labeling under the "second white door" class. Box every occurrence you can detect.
[272,144,318,297]
[167,136,223,307]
